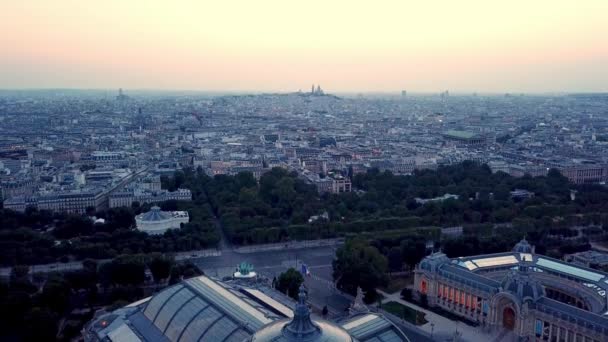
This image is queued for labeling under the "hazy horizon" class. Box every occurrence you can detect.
[1,87,605,97]
[1,0,607,93]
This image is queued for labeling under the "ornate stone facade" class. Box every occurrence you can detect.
[414,240,608,341]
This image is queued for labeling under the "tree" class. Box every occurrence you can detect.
[0,287,32,330]
[83,259,98,273]
[276,268,304,299]
[419,293,428,308]
[131,201,141,214]
[401,288,413,301]
[10,265,30,282]
[53,215,94,239]
[85,206,96,216]
[23,308,58,341]
[400,236,427,269]
[169,261,202,285]
[147,253,174,282]
[41,275,71,313]
[387,247,403,272]
[333,239,388,303]
[442,236,481,258]
[99,255,146,286]
[9,265,37,294]
[105,207,135,229]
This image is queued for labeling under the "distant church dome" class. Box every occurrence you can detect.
[250,285,352,342]
[512,238,534,254]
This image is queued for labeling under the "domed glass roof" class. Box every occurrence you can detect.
[250,286,352,342]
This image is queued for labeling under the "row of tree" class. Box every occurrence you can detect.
[0,254,200,341]
[163,163,608,251]
[0,200,219,266]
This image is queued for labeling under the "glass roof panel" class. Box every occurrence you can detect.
[199,315,238,341]
[376,329,405,342]
[107,323,142,342]
[342,313,378,330]
[126,296,152,308]
[178,306,222,342]
[536,258,604,282]
[348,316,391,339]
[143,284,183,322]
[186,276,272,329]
[463,260,478,270]
[223,329,249,342]
[241,288,293,318]
[472,255,518,268]
[343,313,392,339]
[154,288,195,332]
[164,297,208,341]
[520,253,533,262]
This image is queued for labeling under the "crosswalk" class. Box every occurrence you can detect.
[308,273,336,290]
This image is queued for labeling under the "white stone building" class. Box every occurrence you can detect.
[135,206,189,235]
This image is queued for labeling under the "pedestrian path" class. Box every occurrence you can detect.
[377,289,502,342]
[234,238,344,253]
[492,329,509,342]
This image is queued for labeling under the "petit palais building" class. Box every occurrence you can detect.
[415,239,608,341]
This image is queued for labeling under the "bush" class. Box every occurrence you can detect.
[400,288,413,301]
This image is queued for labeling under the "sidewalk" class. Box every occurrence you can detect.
[377,289,502,342]
[234,238,344,253]
[173,248,222,260]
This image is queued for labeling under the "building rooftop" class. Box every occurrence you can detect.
[85,275,410,342]
[137,206,172,221]
[443,130,478,139]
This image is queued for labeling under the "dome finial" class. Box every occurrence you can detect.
[298,284,307,305]
[513,238,534,254]
[282,285,321,340]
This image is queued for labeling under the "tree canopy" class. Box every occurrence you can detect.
[333,239,388,303]
[276,268,304,300]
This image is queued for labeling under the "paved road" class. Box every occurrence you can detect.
[0,239,340,278]
[192,245,339,278]
[1,236,429,341]
[192,245,430,342]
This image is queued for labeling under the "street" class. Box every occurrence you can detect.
[191,243,433,342]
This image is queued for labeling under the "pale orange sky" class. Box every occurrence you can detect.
[1,0,607,93]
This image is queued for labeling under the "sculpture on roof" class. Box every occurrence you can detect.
[349,287,369,315]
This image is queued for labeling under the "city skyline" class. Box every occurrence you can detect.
[2,2,608,341]
[1,0,608,93]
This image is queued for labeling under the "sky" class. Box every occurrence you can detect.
[1,0,607,93]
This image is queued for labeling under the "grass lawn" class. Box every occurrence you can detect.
[379,274,414,294]
[382,301,428,326]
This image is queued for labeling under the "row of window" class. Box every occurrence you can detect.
[433,281,487,314]
[535,319,600,342]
